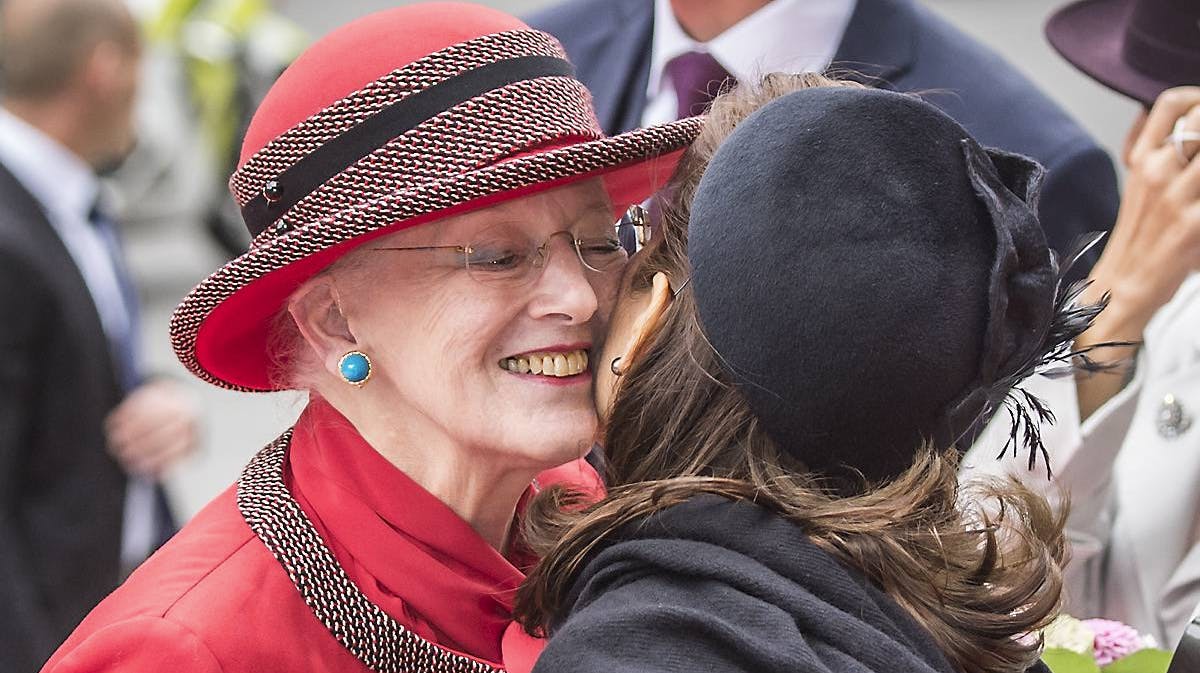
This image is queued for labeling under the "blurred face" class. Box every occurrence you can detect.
[333,180,625,470]
[87,39,140,172]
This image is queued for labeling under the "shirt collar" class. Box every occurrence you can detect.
[647,0,858,98]
[0,106,98,220]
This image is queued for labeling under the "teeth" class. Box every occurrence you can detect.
[499,349,590,377]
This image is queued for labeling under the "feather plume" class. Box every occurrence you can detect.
[991,232,1139,477]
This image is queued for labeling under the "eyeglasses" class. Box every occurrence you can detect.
[620,203,653,249]
[372,221,628,288]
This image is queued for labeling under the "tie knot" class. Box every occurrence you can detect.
[665,50,734,119]
[88,197,108,226]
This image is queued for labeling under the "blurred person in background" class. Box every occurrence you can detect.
[139,0,307,257]
[42,4,699,672]
[527,0,1121,280]
[963,0,1200,649]
[0,0,200,669]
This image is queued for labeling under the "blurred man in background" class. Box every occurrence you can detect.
[0,0,198,668]
[528,0,1121,278]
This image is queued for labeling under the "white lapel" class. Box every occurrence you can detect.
[1116,274,1200,635]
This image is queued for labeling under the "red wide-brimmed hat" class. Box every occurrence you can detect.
[170,3,702,391]
[1045,0,1200,106]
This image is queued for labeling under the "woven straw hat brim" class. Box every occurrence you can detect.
[171,115,703,391]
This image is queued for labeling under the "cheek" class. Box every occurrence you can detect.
[590,268,625,326]
[381,288,504,380]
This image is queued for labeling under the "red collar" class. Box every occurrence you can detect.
[287,399,528,665]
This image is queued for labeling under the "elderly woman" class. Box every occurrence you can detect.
[514,74,1101,673]
[42,4,698,672]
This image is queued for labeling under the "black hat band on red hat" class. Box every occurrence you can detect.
[240,55,576,238]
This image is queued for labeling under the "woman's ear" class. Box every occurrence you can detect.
[287,276,359,378]
[618,272,674,370]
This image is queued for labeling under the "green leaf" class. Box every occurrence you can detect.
[1043,648,1102,673]
[1101,648,1172,673]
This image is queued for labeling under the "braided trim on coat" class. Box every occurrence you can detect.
[237,430,504,673]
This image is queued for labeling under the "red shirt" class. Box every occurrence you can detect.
[41,400,601,672]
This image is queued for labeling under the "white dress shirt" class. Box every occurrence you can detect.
[642,0,858,126]
[0,107,156,570]
[0,109,132,343]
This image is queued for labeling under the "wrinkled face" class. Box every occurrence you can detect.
[335,180,624,471]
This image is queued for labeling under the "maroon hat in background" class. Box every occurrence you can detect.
[1045,0,1200,106]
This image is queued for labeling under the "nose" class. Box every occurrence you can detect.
[527,234,600,323]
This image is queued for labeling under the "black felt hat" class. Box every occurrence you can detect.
[688,86,1101,489]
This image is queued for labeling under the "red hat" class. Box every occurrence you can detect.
[170,3,701,391]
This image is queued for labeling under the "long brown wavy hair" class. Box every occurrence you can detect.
[513,73,1067,673]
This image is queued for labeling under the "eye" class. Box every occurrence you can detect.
[577,236,627,271]
[465,243,528,271]
[578,236,623,255]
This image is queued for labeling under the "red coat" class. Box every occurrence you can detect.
[42,400,600,672]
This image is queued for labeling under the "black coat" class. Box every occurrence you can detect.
[534,495,1048,673]
[527,0,1120,281]
[0,162,128,672]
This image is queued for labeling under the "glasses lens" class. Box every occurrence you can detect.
[464,224,536,286]
[576,233,627,272]
[464,223,629,286]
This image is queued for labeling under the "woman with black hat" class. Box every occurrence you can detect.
[41,4,700,672]
[961,0,1200,647]
[514,73,1099,673]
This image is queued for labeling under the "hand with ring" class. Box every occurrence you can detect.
[1073,86,1200,418]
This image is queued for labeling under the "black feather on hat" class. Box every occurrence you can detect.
[687,86,1111,491]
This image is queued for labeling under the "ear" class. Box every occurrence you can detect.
[618,272,674,369]
[80,40,124,92]
[287,276,359,379]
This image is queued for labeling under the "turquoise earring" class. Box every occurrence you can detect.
[338,351,372,386]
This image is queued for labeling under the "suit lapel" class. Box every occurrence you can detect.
[0,161,120,393]
[831,0,918,87]
[570,0,654,133]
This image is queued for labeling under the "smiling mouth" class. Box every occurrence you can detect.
[499,349,589,377]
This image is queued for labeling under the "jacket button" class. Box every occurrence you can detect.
[263,180,283,203]
[1157,394,1192,439]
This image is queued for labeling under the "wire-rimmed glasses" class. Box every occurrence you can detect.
[372,220,629,288]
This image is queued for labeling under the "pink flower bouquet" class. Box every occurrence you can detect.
[1042,615,1171,673]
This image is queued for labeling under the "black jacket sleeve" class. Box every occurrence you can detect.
[0,247,59,669]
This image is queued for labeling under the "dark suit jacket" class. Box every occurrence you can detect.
[528,0,1121,276]
[0,162,127,672]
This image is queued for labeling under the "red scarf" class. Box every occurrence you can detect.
[286,399,600,670]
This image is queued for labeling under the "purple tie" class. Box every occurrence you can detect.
[665,51,734,119]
